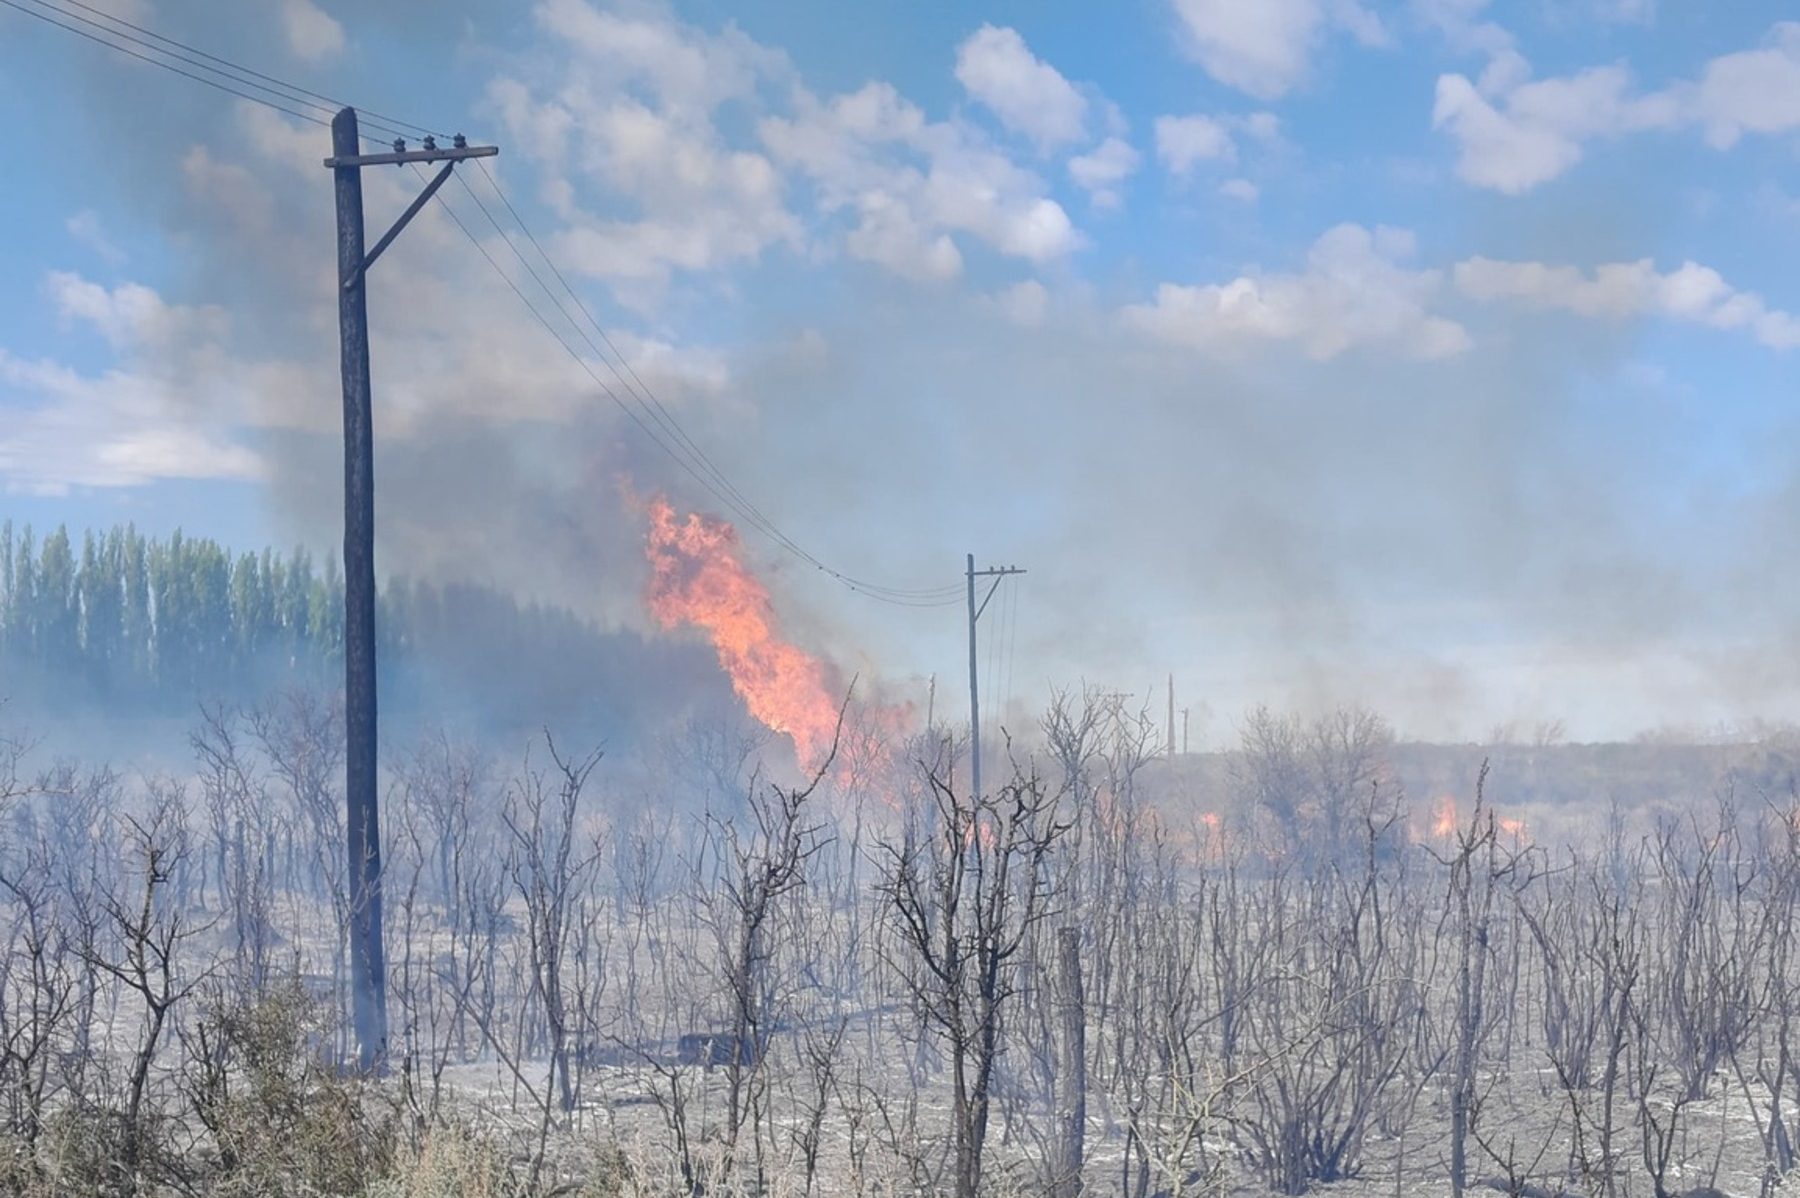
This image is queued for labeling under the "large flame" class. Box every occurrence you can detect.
[642,495,841,766]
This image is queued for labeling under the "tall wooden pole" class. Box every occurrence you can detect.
[332,106,387,1073]
[1054,925,1087,1197]
[964,558,1026,801]
[967,553,980,801]
[323,111,493,1074]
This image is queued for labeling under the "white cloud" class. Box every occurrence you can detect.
[1170,0,1386,99]
[490,5,801,299]
[1455,256,1800,349]
[0,276,266,494]
[1240,111,1282,142]
[0,366,264,494]
[761,81,1078,274]
[1432,66,1677,194]
[992,279,1050,326]
[1435,22,1800,193]
[843,192,963,282]
[1155,114,1235,174]
[1068,137,1140,207]
[47,271,226,351]
[1597,0,1654,22]
[493,4,1078,294]
[1123,224,1471,360]
[65,210,124,265]
[1691,22,1800,149]
[537,96,799,284]
[532,0,784,117]
[1219,177,1259,202]
[181,146,279,241]
[279,0,344,63]
[954,25,1088,151]
[1154,111,1279,180]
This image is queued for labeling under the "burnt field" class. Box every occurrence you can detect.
[2,694,1799,1197]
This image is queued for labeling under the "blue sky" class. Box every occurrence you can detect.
[4,0,1800,741]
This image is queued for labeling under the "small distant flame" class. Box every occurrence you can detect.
[1420,795,1528,846]
[641,495,841,767]
[963,816,999,851]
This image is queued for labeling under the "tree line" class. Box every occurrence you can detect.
[0,521,342,706]
[0,521,725,737]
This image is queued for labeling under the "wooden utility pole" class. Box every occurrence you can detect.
[1167,673,1175,760]
[1054,925,1087,1198]
[327,107,496,1072]
[966,555,1025,801]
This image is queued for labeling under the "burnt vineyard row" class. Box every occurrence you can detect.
[0,692,1791,1197]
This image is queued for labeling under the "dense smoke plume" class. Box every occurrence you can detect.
[9,0,1800,741]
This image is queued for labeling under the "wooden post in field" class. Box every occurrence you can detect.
[1055,925,1087,1197]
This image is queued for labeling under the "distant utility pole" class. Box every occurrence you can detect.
[1182,707,1190,755]
[326,107,497,1073]
[1167,674,1175,760]
[966,555,1025,802]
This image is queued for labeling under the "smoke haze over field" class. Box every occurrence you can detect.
[5,0,1800,740]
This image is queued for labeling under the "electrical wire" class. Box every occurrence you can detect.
[1002,576,1019,723]
[52,0,442,138]
[0,0,329,127]
[2,0,967,607]
[17,0,427,142]
[984,581,1001,733]
[426,168,959,609]
[453,163,963,604]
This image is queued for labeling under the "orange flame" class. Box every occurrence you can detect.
[1418,795,1529,846]
[1430,796,1458,840]
[642,495,840,766]
[963,816,999,851]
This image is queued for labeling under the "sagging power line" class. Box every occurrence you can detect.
[1,0,964,608]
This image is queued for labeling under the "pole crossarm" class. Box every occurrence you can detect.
[323,144,498,169]
[973,566,1026,624]
[343,159,456,289]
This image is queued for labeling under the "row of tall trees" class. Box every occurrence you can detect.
[0,521,342,705]
[0,522,717,736]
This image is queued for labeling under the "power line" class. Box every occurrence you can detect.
[467,165,800,570]
[454,163,962,604]
[424,174,960,609]
[8,0,414,150]
[1002,574,1020,720]
[0,0,329,127]
[51,0,441,139]
[5,0,963,606]
[17,0,425,143]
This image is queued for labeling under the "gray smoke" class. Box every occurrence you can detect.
[12,0,1800,743]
